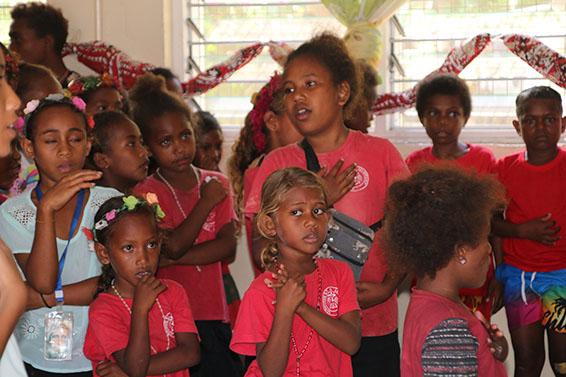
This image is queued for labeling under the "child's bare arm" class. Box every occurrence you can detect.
[296,305,361,355]
[162,221,237,266]
[144,332,200,375]
[492,213,560,245]
[356,272,406,309]
[26,276,99,310]
[27,170,100,293]
[257,276,305,377]
[0,239,27,354]
[162,179,227,259]
[113,277,166,377]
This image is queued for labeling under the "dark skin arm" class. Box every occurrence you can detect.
[257,275,305,377]
[356,272,406,310]
[114,332,200,376]
[161,221,237,266]
[491,213,560,245]
[25,276,99,310]
[26,170,100,293]
[162,179,227,259]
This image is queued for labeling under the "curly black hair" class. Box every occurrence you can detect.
[285,32,360,118]
[381,165,505,280]
[416,73,472,120]
[11,2,69,54]
[515,86,562,118]
[128,73,193,139]
[87,111,137,167]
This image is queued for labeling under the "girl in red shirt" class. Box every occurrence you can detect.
[231,167,361,376]
[130,74,243,377]
[84,195,200,377]
[381,166,508,377]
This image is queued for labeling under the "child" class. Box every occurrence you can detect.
[193,111,224,172]
[0,93,120,376]
[0,43,27,377]
[405,74,496,174]
[9,2,80,87]
[88,111,148,193]
[345,60,378,133]
[84,195,200,377]
[130,74,243,377]
[231,167,361,376]
[15,63,63,106]
[492,86,566,377]
[151,67,184,98]
[68,74,126,116]
[244,33,408,377]
[382,166,508,376]
[228,73,302,277]
[405,73,498,321]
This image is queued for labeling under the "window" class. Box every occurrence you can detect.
[186,0,343,130]
[383,0,566,142]
[0,0,43,45]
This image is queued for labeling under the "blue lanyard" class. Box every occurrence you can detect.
[34,185,86,304]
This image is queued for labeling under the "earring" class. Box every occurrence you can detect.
[459,257,467,265]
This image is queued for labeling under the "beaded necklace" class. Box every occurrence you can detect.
[111,281,174,355]
[156,167,202,272]
[289,261,323,376]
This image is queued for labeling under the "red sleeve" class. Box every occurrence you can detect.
[230,280,275,355]
[336,262,361,316]
[208,173,237,231]
[243,151,289,216]
[87,297,130,359]
[385,140,410,184]
[163,280,198,334]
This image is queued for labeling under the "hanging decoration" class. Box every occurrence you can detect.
[62,33,565,114]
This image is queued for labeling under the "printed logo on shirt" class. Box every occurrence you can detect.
[163,311,175,340]
[322,286,339,317]
[203,212,216,233]
[351,165,369,192]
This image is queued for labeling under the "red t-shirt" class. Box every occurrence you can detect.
[405,144,497,298]
[496,149,566,272]
[405,144,496,174]
[402,289,507,377]
[134,169,235,321]
[244,131,408,336]
[230,259,360,376]
[84,279,198,377]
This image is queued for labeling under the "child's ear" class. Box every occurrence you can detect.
[257,213,277,239]
[93,152,111,169]
[263,111,279,133]
[94,242,111,266]
[512,120,522,137]
[455,244,469,266]
[337,81,351,107]
[21,137,35,160]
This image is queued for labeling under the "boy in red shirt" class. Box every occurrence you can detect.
[493,86,566,377]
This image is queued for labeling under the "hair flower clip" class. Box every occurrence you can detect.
[71,96,87,112]
[13,117,25,133]
[105,209,117,222]
[94,218,108,230]
[87,116,95,129]
[23,99,40,115]
[145,192,159,205]
[123,196,140,211]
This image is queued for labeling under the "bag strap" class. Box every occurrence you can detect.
[300,138,321,172]
[300,138,384,232]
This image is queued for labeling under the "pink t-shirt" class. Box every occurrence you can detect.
[244,131,408,336]
[496,149,566,272]
[231,259,360,376]
[134,169,235,321]
[402,289,507,377]
[405,144,496,174]
[84,279,198,377]
[243,165,262,277]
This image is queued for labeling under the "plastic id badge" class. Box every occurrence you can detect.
[44,310,73,360]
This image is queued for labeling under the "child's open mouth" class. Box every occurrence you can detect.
[136,271,152,279]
